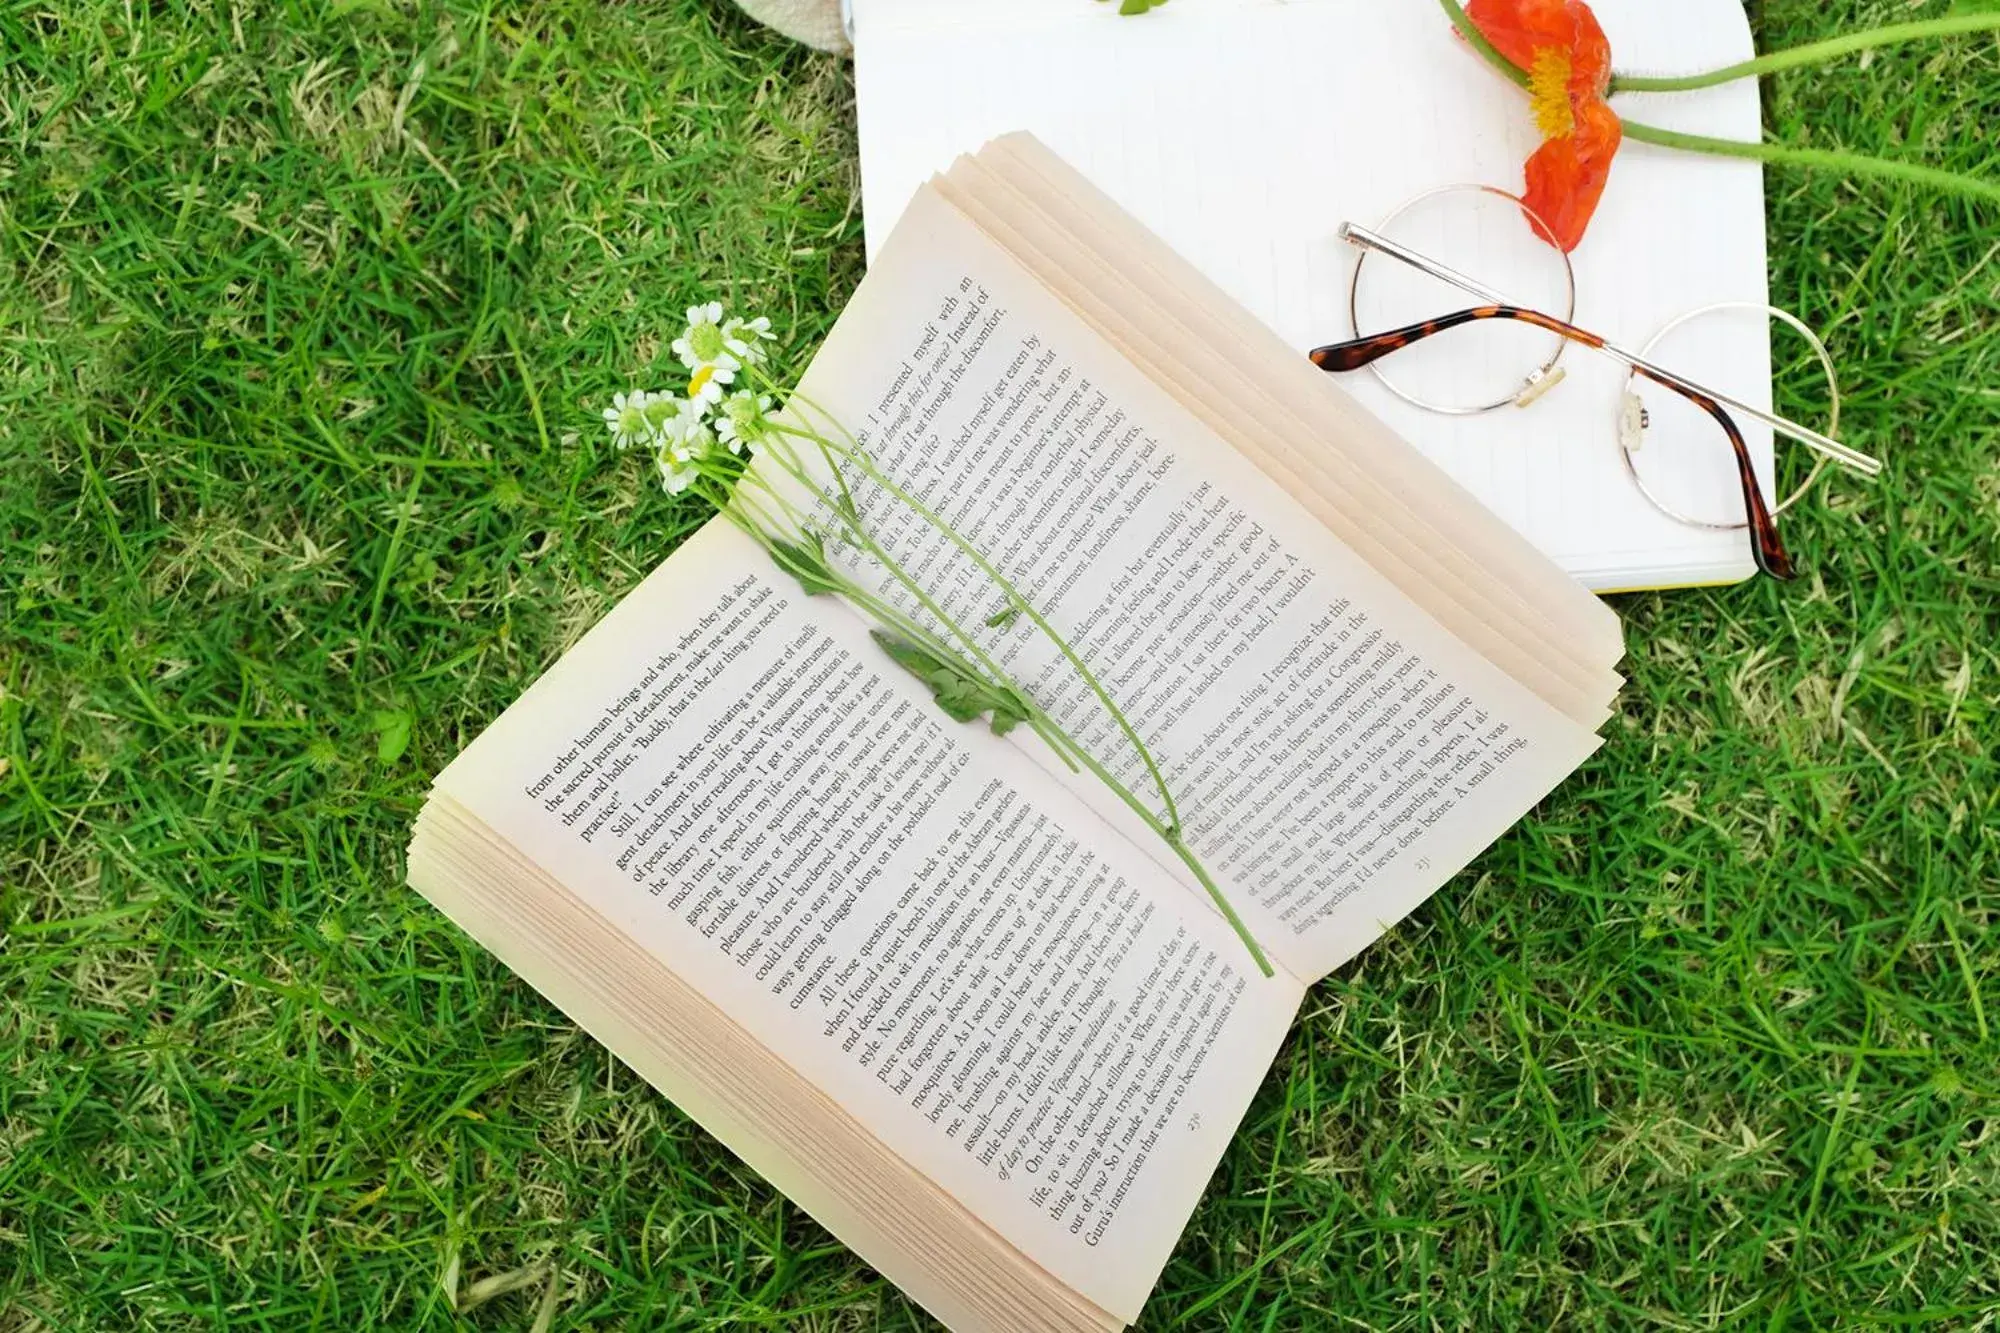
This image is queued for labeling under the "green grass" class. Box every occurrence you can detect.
[1,0,1996,1327]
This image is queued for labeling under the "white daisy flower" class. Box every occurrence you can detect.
[602,390,655,451]
[641,391,690,444]
[675,412,720,465]
[722,314,776,365]
[655,449,700,494]
[685,358,735,409]
[673,301,741,376]
[654,394,720,463]
[654,405,716,491]
[715,391,774,453]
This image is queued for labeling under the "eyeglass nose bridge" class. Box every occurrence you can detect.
[1513,365,1566,409]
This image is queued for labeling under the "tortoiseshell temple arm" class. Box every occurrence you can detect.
[1630,366,1794,580]
[1309,307,1796,581]
[1308,305,1606,370]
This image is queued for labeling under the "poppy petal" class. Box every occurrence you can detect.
[1465,0,1577,71]
[1564,3,1613,95]
[1519,101,1622,252]
[1466,0,1612,94]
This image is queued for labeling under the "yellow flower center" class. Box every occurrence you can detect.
[1528,47,1575,140]
[688,364,715,397]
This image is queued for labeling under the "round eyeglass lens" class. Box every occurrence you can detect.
[1618,303,1840,531]
[1348,184,1575,416]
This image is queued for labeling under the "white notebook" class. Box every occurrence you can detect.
[853,0,1774,591]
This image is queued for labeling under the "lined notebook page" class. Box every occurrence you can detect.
[854,0,1773,591]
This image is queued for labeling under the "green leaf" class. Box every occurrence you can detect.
[869,630,1029,735]
[984,604,1022,629]
[934,692,987,724]
[870,628,940,678]
[373,709,413,765]
[765,532,846,598]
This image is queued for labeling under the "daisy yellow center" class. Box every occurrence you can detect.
[688,364,716,396]
[618,405,647,435]
[688,322,726,361]
[1528,47,1575,140]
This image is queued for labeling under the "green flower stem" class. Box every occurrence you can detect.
[771,395,1179,824]
[724,467,813,537]
[785,408,1184,837]
[1609,14,2000,94]
[747,438,1083,770]
[711,466,976,684]
[746,367,869,528]
[753,434,1022,689]
[1436,0,2000,211]
[1619,119,2000,208]
[1437,0,1527,88]
[750,411,1272,977]
[755,420,1063,715]
[1439,0,2000,96]
[777,422,1274,978]
[1156,834,1272,976]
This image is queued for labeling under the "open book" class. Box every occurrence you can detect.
[408,135,1625,1332]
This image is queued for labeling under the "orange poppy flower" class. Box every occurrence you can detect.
[1466,0,1622,252]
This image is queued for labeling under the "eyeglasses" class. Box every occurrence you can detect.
[1308,205,1882,582]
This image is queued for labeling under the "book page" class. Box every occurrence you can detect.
[777,185,1605,984]
[435,518,1303,1322]
[944,136,1619,725]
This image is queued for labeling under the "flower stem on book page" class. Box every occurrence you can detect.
[605,307,1275,977]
